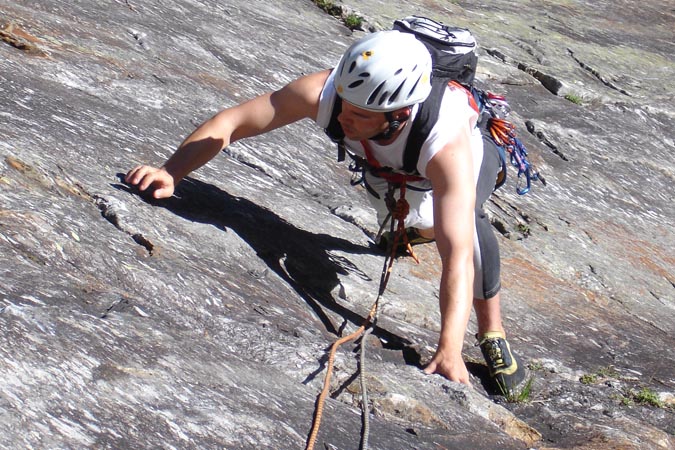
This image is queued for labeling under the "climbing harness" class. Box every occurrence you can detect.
[306,182,417,450]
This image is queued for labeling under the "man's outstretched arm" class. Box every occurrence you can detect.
[125,70,330,198]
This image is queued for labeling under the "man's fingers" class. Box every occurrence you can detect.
[124,168,136,183]
[126,166,148,185]
[138,173,158,192]
[153,186,173,199]
[422,358,472,386]
[125,166,174,198]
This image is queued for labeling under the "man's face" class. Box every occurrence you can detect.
[337,101,389,141]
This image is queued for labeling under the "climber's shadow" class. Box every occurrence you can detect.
[116,175,416,358]
[466,361,501,395]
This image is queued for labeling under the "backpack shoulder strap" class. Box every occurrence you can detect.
[403,80,482,174]
[325,97,346,160]
[402,78,447,174]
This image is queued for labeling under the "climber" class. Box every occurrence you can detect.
[125,30,525,393]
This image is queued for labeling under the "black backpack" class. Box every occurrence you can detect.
[393,16,479,175]
[325,16,542,194]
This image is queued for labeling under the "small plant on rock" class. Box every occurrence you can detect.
[343,13,364,30]
[628,387,664,408]
[502,377,535,403]
[580,365,620,384]
[311,0,363,31]
[312,0,342,17]
[564,93,583,105]
[580,373,599,385]
[528,361,544,372]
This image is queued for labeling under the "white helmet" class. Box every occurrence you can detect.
[334,30,432,112]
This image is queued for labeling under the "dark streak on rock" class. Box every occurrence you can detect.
[95,196,123,230]
[101,297,130,318]
[525,121,569,161]
[132,233,155,255]
[517,62,564,95]
[567,48,631,96]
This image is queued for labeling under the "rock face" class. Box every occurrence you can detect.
[1,0,673,449]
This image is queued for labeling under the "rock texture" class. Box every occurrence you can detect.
[0,0,673,449]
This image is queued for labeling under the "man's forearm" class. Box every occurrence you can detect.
[162,136,225,183]
[437,264,474,353]
[161,115,231,182]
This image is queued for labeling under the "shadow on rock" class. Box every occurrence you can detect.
[117,175,419,364]
[466,361,500,395]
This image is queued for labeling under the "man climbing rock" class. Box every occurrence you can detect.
[126,29,525,394]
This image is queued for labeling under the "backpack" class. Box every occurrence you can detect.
[325,16,542,195]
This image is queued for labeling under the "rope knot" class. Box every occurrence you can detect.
[392,198,409,221]
[384,189,410,222]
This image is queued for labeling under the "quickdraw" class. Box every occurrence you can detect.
[481,91,544,195]
[488,117,541,195]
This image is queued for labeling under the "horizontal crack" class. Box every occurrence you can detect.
[95,196,123,230]
[485,48,566,96]
[0,22,48,56]
[132,233,155,255]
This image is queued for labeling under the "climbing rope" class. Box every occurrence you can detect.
[306,180,415,450]
[358,323,374,450]
[305,301,379,450]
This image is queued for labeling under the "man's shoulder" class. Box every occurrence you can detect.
[288,69,332,101]
[433,83,479,125]
[275,69,332,122]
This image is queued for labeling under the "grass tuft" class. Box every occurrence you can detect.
[628,387,664,408]
[501,377,535,403]
[311,0,364,31]
[343,13,364,30]
[564,93,583,105]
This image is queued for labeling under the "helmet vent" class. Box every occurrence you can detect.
[348,61,357,73]
[348,80,364,89]
[338,61,345,77]
[378,91,390,106]
[389,80,406,103]
[407,73,423,100]
[367,81,386,106]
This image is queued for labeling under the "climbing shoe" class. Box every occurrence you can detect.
[377,227,435,253]
[477,331,526,395]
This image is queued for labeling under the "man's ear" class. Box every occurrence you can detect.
[394,106,412,122]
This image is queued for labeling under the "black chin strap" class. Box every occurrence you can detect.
[370,112,401,141]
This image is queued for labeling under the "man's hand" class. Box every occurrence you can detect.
[423,345,472,386]
[125,165,176,199]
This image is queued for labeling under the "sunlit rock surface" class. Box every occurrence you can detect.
[1,0,673,448]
